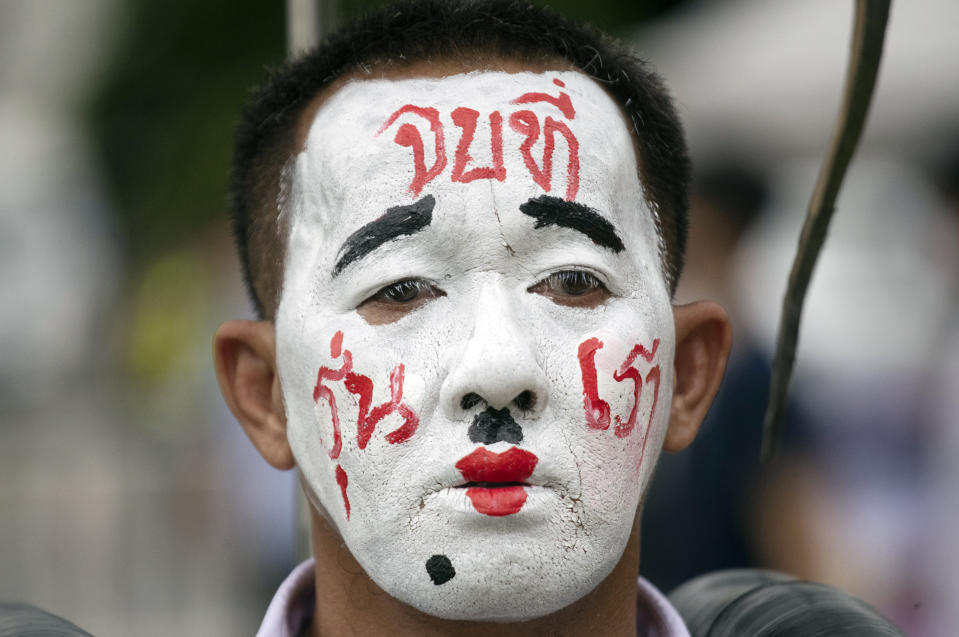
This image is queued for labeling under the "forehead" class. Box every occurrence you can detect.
[285,69,657,261]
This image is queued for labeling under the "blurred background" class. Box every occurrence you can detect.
[1,1,957,635]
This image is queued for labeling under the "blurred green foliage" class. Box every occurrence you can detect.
[90,0,286,260]
[90,0,685,264]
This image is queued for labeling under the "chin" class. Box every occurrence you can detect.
[391,562,613,622]
[354,516,632,622]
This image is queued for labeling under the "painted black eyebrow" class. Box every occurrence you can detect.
[519,195,625,253]
[332,194,435,276]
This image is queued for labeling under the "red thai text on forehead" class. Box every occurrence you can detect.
[376,78,581,201]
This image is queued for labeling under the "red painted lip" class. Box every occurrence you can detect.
[455,447,539,516]
[463,486,528,516]
[455,446,539,484]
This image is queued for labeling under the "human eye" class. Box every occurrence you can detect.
[356,278,445,324]
[527,270,611,308]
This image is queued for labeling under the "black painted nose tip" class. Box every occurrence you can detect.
[468,406,524,444]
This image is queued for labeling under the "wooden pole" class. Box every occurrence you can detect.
[761,0,891,462]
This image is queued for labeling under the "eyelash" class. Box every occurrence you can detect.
[535,270,606,296]
[371,279,440,304]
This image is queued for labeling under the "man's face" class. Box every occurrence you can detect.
[275,69,674,620]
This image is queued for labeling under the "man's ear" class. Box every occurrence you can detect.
[664,301,732,452]
[213,320,294,470]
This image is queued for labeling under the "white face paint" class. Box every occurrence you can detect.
[275,70,675,621]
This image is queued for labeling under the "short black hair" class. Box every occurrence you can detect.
[229,0,690,319]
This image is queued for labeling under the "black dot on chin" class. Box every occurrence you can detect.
[425,554,455,585]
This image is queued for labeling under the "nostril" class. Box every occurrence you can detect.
[514,390,536,412]
[460,393,483,410]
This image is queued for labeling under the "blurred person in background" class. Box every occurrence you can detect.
[923,145,959,637]
[634,3,959,633]
[732,156,959,636]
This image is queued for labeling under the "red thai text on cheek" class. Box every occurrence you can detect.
[313,330,420,519]
[376,78,580,201]
[577,337,662,465]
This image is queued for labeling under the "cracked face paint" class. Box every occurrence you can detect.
[275,71,674,621]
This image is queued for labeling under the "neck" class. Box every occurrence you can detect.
[308,507,642,637]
